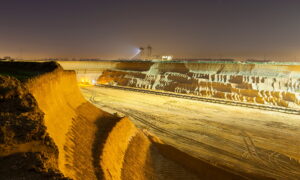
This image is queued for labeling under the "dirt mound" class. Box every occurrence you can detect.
[0,61,267,179]
[0,75,66,179]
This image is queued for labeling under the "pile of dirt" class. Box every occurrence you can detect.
[0,75,67,179]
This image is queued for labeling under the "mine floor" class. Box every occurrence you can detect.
[96,84,300,115]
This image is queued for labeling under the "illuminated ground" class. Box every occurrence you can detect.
[81,86,300,179]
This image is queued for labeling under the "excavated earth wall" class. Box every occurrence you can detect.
[0,61,259,179]
[90,61,300,109]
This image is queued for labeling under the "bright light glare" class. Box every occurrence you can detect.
[130,48,141,59]
[162,56,173,60]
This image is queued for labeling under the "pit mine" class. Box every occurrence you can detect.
[60,60,300,179]
[0,61,265,179]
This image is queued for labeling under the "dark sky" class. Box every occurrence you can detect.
[1,0,300,60]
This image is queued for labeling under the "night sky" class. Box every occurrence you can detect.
[1,0,300,60]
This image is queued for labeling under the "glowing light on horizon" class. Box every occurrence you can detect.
[130,48,141,59]
[162,55,173,61]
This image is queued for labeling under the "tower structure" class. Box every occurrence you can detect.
[139,47,145,59]
[147,45,152,58]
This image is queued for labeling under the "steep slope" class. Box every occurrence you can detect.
[26,66,107,179]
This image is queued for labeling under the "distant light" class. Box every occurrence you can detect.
[136,48,141,53]
[130,48,141,59]
[162,55,173,61]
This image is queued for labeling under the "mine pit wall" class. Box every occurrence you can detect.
[58,61,154,85]
[26,69,86,178]
[25,68,120,179]
[94,61,300,109]
[24,68,122,179]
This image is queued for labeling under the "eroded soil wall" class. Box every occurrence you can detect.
[92,61,300,109]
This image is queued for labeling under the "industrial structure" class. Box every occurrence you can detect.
[132,45,173,61]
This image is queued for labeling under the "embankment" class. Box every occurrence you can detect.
[0,61,258,179]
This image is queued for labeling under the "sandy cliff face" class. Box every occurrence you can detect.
[97,62,300,109]
[0,62,251,179]
[26,67,98,179]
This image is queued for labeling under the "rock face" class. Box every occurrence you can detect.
[0,61,253,179]
[97,61,300,109]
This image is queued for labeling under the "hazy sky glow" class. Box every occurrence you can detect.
[1,0,300,60]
